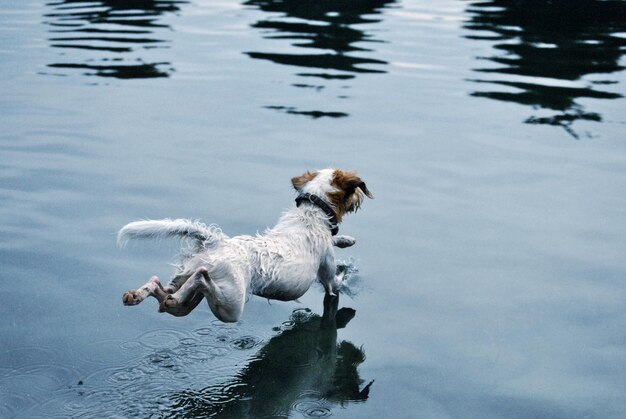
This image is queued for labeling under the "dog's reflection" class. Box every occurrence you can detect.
[171,294,372,417]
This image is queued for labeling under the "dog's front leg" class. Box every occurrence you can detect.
[333,235,356,248]
[318,255,344,297]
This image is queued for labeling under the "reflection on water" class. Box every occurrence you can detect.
[464,0,626,138]
[2,296,370,416]
[170,294,372,418]
[44,0,188,79]
[244,0,394,117]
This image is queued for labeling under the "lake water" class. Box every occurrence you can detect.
[1,0,625,417]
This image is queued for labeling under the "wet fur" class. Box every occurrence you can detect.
[119,168,372,322]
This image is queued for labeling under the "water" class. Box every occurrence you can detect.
[1,0,625,417]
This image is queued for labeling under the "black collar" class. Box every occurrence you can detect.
[295,193,339,236]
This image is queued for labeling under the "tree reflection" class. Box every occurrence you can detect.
[170,294,372,418]
[464,0,626,138]
[44,0,188,79]
[244,0,395,117]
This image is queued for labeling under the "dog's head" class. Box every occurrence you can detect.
[292,169,373,222]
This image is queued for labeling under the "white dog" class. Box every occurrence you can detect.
[118,168,372,322]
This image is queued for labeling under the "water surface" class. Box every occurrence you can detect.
[1,0,626,417]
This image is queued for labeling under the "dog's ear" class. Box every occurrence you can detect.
[353,180,373,199]
[291,170,317,191]
[334,171,373,199]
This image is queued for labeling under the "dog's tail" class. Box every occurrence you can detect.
[117,219,225,248]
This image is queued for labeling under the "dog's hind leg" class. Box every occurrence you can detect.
[122,276,168,306]
[160,267,245,322]
[158,291,204,317]
[163,272,193,294]
[158,268,209,316]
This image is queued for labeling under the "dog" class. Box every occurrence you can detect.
[118,168,372,322]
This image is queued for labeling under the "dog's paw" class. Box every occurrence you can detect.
[333,235,356,248]
[122,290,141,306]
[158,295,176,312]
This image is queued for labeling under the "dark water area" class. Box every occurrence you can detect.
[244,0,394,118]
[1,0,626,418]
[44,0,188,78]
[465,0,626,138]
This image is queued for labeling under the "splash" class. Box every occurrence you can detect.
[334,258,365,299]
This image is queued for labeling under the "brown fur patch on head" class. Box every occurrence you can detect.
[291,170,318,191]
[328,169,373,222]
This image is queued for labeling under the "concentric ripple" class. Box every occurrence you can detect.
[137,328,192,349]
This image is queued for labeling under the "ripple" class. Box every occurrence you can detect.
[293,401,332,417]
[67,387,132,417]
[208,346,231,357]
[188,385,233,405]
[0,391,36,418]
[3,345,62,367]
[220,381,247,395]
[297,390,322,399]
[173,343,215,362]
[179,337,199,346]
[294,401,320,413]
[193,327,214,336]
[0,366,13,378]
[81,365,120,386]
[137,328,192,349]
[281,320,296,329]
[61,400,87,413]
[304,407,332,417]
[231,335,262,350]
[173,371,192,381]
[174,340,237,361]
[118,340,143,351]
[215,325,241,335]
[293,307,312,314]
[148,350,179,367]
[137,352,185,375]
[193,323,241,338]
[272,345,323,369]
[290,307,314,323]
[108,367,146,383]
[0,311,364,418]
[215,334,232,344]
[0,363,79,405]
[190,362,240,386]
[76,338,144,368]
